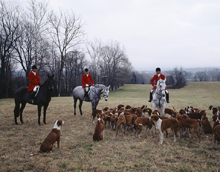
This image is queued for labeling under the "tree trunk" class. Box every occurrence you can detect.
[57,58,64,97]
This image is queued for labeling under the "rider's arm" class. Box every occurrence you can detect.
[28,73,39,85]
[150,75,156,86]
[161,74,166,81]
[81,75,87,85]
[90,75,95,85]
[37,73,41,83]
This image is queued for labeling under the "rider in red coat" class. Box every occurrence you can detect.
[81,68,95,100]
[148,67,170,103]
[27,65,41,103]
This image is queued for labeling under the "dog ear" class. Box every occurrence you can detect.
[57,120,62,126]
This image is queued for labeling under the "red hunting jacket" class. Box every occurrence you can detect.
[27,71,41,92]
[81,74,94,88]
[150,73,167,90]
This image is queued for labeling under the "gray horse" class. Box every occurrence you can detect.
[152,79,166,117]
[72,84,110,116]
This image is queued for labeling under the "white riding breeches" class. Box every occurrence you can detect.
[33,85,39,92]
[85,86,89,92]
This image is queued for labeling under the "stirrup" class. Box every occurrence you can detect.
[29,99,34,104]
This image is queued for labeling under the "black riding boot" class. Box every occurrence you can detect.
[84,90,90,101]
[148,92,152,102]
[28,91,35,104]
[166,93,170,103]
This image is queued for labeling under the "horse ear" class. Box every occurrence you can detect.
[52,74,54,78]
[108,85,110,89]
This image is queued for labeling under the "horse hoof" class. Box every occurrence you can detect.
[81,114,84,116]
[15,122,18,125]
[44,122,47,125]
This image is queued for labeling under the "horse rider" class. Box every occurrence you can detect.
[81,68,95,100]
[27,65,41,103]
[148,67,170,103]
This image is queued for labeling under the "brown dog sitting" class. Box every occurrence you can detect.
[30,120,64,156]
[93,113,105,141]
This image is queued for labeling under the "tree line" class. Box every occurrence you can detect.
[1,0,219,98]
[0,0,132,98]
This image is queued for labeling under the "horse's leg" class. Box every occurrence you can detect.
[38,104,42,125]
[161,104,165,117]
[94,101,99,111]
[91,101,96,111]
[19,102,26,124]
[14,103,20,125]
[74,98,77,116]
[79,100,83,116]
[153,102,157,111]
[43,104,49,124]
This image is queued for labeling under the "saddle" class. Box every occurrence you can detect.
[28,86,40,104]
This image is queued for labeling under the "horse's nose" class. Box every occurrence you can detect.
[105,98,108,101]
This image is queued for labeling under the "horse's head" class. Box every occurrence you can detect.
[102,85,110,101]
[157,79,166,97]
[46,74,55,90]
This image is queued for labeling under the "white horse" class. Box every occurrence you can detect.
[152,79,166,117]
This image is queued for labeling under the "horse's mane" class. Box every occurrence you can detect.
[41,78,49,86]
[157,79,166,86]
[93,84,106,88]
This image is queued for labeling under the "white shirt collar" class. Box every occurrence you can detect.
[32,71,36,76]
[86,74,89,77]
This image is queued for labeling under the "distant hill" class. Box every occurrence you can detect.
[140,66,220,74]
[182,67,220,73]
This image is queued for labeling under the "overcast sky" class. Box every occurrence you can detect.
[21,0,220,71]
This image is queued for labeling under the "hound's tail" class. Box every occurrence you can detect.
[172,106,177,112]
[30,151,40,156]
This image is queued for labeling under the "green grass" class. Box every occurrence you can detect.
[0,82,220,171]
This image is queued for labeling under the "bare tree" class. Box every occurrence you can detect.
[48,11,85,96]
[26,0,49,65]
[0,0,21,97]
[64,51,86,95]
[87,40,132,89]
[86,39,102,82]
[167,67,186,88]
[196,71,206,81]
[13,0,49,85]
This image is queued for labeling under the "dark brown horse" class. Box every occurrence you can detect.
[14,74,55,125]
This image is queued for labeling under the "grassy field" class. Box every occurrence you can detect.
[0,82,220,172]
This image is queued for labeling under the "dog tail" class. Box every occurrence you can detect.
[172,106,177,112]
[30,151,40,156]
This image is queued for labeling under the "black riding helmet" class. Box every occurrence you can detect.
[32,65,37,69]
[156,67,161,72]
[85,68,89,72]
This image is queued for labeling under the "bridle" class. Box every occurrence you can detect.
[90,86,109,100]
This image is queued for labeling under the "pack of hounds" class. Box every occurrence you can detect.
[92,104,220,145]
[31,104,220,155]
